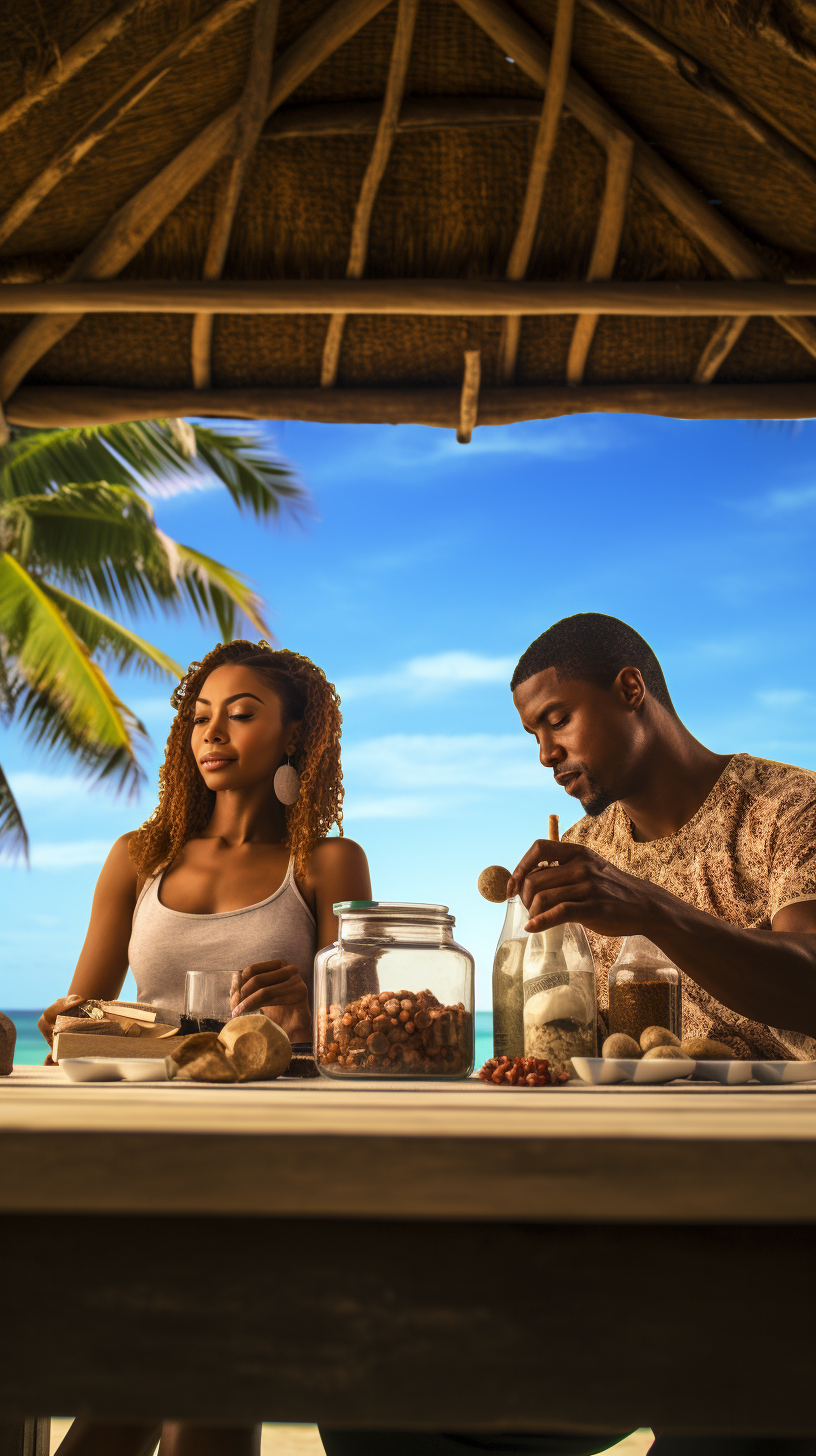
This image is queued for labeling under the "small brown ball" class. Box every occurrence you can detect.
[602,1033,642,1060]
[681,1037,735,1060]
[642,1044,690,1060]
[640,1025,681,1053]
[478,865,512,902]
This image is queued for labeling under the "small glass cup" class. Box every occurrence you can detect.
[180,969,242,1035]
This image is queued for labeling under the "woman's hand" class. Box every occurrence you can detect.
[231,959,312,1043]
[38,993,85,1064]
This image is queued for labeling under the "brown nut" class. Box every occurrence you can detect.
[372,1014,391,1033]
[367,1032,390,1054]
[680,1037,735,1060]
[642,1045,690,1060]
[640,1026,681,1052]
[602,1033,642,1060]
[383,999,401,1017]
[354,1019,373,1039]
[478,865,512,902]
[400,999,414,1012]
[414,1009,432,1030]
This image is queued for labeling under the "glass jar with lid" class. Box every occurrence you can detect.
[522,922,597,1075]
[607,935,682,1043]
[315,901,475,1079]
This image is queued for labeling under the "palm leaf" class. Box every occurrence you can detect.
[189,425,304,520]
[0,760,29,864]
[0,427,140,500]
[161,535,270,638]
[0,552,147,792]
[39,585,183,680]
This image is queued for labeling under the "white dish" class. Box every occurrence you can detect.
[690,1059,754,1084]
[752,1060,816,1084]
[60,1057,169,1083]
[571,1056,695,1085]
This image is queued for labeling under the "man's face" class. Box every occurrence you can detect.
[512,667,646,816]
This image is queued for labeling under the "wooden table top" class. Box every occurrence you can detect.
[3,1065,816,1223]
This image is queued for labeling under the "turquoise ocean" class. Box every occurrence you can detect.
[6,1009,496,1070]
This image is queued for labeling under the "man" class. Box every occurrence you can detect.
[509,612,816,1058]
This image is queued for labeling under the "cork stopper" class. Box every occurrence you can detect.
[477,865,512,902]
[548,813,560,842]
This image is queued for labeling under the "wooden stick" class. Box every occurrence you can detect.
[456,350,482,443]
[580,0,816,181]
[4,278,816,315]
[11,382,816,428]
[0,0,146,137]
[263,96,542,138]
[693,317,750,384]
[548,814,560,842]
[192,0,281,390]
[0,0,393,405]
[0,0,257,250]
[499,0,576,385]
[321,0,419,388]
[566,131,633,384]
[454,0,816,367]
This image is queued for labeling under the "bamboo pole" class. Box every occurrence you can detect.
[693,317,750,384]
[456,350,482,442]
[454,0,816,366]
[321,0,419,388]
[192,0,281,390]
[9,382,816,428]
[566,132,633,384]
[3,278,816,314]
[0,0,393,406]
[262,96,543,138]
[0,0,147,137]
[499,0,576,385]
[0,0,257,250]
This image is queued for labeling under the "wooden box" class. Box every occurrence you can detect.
[53,1032,184,1062]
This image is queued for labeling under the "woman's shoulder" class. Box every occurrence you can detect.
[98,832,144,894]
[306,836,368,873]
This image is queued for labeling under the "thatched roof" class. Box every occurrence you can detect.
[2,0,816,437]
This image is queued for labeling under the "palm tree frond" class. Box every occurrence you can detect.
[0,761,29,864]
[0,427,140,499]
[38,584,183,681]
[162,535,270,638]
[190,425,304,520]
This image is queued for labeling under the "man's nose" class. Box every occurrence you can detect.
[538,736,564,768]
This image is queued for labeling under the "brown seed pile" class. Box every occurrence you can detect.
[478,1055,569,1087]
[317,989,473,1075]
[608,979,679,1043]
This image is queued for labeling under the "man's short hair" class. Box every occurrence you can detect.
[511,612,676,714]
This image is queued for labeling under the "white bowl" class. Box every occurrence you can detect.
[60,1057,169,1083]
[690,1059,754,1084]
[752,1060,816,1084]
[571,1056,695,1085]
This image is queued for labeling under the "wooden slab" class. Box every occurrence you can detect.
[2,1068,816,1222]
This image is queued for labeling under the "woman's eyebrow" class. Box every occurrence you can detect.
[195,693,264,706]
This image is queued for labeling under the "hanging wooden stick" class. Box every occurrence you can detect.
[456,349,481,443]
[321,0,419,388]
[566,131,633,384]
[498,0,576,385]
[191,0,282,389]
[693,316,750,383]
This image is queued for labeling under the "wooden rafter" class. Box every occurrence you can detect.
[454,0,816,368]
[263,96,542,137]
[0,0,257,251]
[457,350,481,442]
[321,0,419,388]
[0,0,394,407]
[566,132,633,384]
[9,382,816,428]
[4,278,816,314]
[192,0,282,390]
[0,0,147,137]
[693,317,750,384]
[499,0,575,385]
[580,0,816,182]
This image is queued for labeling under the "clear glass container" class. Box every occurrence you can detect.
[607,935,682,1042]
[492,896,528,1059]
[315,901,475,1079]
[180,968,241,1035]
[522,922,597,1074]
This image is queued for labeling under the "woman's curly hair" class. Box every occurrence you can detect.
[129,640,343,880]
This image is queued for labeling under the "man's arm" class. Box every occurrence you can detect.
[507,841,816,1037]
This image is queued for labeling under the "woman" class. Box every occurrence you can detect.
[39,638,371,1456]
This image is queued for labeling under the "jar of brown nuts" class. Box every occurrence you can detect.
[315,901,475,1079]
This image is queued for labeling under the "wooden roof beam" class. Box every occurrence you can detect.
[566,132,634,384]
[262,96,542,137]
[499,0,575,385]
[0,0,394,408]
[0,0,147,137]
[321,0,419,388]
[0,0,257,251]
[192,0,281,390]
[454,0,816,369]
[457,349,482,442]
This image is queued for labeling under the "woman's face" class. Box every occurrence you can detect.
[190,663,299,793]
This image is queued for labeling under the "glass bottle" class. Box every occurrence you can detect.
[491,896,528,1059]
[522,920,597,1075]
[607,935,682,1043]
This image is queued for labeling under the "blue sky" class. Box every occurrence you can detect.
[2,410,816,1013]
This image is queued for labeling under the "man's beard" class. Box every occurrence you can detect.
[570,763,616,818]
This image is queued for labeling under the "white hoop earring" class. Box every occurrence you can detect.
[274,756,300,805]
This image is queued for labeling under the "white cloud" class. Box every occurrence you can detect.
[7,773,90,806]
[343,794,437,819]
[339,651,514,701]
[757,689,811,708]
[27,840,113,870]
[343,733,541,793]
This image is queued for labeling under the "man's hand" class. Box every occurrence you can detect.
[507,838,661,937]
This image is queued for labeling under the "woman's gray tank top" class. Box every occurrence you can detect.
[128,857,317,1025]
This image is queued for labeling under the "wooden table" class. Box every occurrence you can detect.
[2,1067,815,1440]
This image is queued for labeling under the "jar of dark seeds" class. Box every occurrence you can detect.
[607,935,682,1042]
